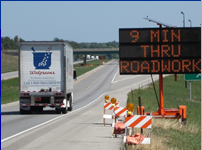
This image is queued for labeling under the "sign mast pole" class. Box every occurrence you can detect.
[158,24,165,116]
[143,18,177,117]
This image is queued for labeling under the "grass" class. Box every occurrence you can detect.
[1,59,111,104]
[126,74,201,150]
[1,53,18,73]
[1,77,19,104]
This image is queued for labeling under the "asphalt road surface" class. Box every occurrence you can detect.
[1,60,159,150]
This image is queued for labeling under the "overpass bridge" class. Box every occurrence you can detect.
[2,48,119,64]
[2,48,119,56]
[73,48,119,54]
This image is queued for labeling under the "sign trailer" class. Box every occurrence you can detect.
[119,19,201,123]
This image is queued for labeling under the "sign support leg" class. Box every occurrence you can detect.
[189,81,192,101]
[103,109,105,126]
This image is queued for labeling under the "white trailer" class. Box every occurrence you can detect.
[18,41,76,114]
[91,56,95,60]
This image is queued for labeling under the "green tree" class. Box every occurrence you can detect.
[53,37,64,42]
[19,38,25,42]
[14,35,19,43]
[1,36,26,50]
[1,36,18,50]
[67,41,80,49]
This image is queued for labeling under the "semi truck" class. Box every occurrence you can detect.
[18,41,76,114]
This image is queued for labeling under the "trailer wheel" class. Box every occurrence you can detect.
[68,96,73,111]
[55,108,61,114]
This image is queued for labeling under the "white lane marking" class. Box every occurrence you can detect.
[112,75,141,83]
[111,68,141,84]
[107,76,156,94]
[111,69,118,83]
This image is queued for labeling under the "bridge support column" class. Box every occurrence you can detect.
[77,54,79,60]
[83,54,86,64]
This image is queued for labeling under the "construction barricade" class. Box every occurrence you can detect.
[103,97,119,126]
[112,103,134,138]
[111,107,127,138]
[123,115,152,145]
[113,107,127,118]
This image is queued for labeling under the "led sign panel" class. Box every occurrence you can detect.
[119,27,201,74]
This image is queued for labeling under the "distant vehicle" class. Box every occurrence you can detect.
[18,41,77,114]
[87,55,90,60]
[91,56,95,60]
[99,56,105,60]
[95,56,99,60]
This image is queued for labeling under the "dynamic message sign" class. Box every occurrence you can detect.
[119,27,201,74]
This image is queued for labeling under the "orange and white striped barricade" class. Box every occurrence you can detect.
[111,107,127,137]
[103,102,119,126]
[104,102,119,110]
[112,106,127,127]
[123,115,152,145]
[113,107,127,118]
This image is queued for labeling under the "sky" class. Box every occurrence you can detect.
[1,1,201,43]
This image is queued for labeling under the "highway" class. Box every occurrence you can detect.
[1,60,159,150]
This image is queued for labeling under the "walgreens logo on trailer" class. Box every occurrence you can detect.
[30,46,55,75]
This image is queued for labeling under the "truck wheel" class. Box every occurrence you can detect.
[27,110,32,114]
[38,107,43,112]
[68,96,73,111]
[61,100,68,114]
[55,108,61,114]
[20,109,26,114]
[20,109,32,114]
